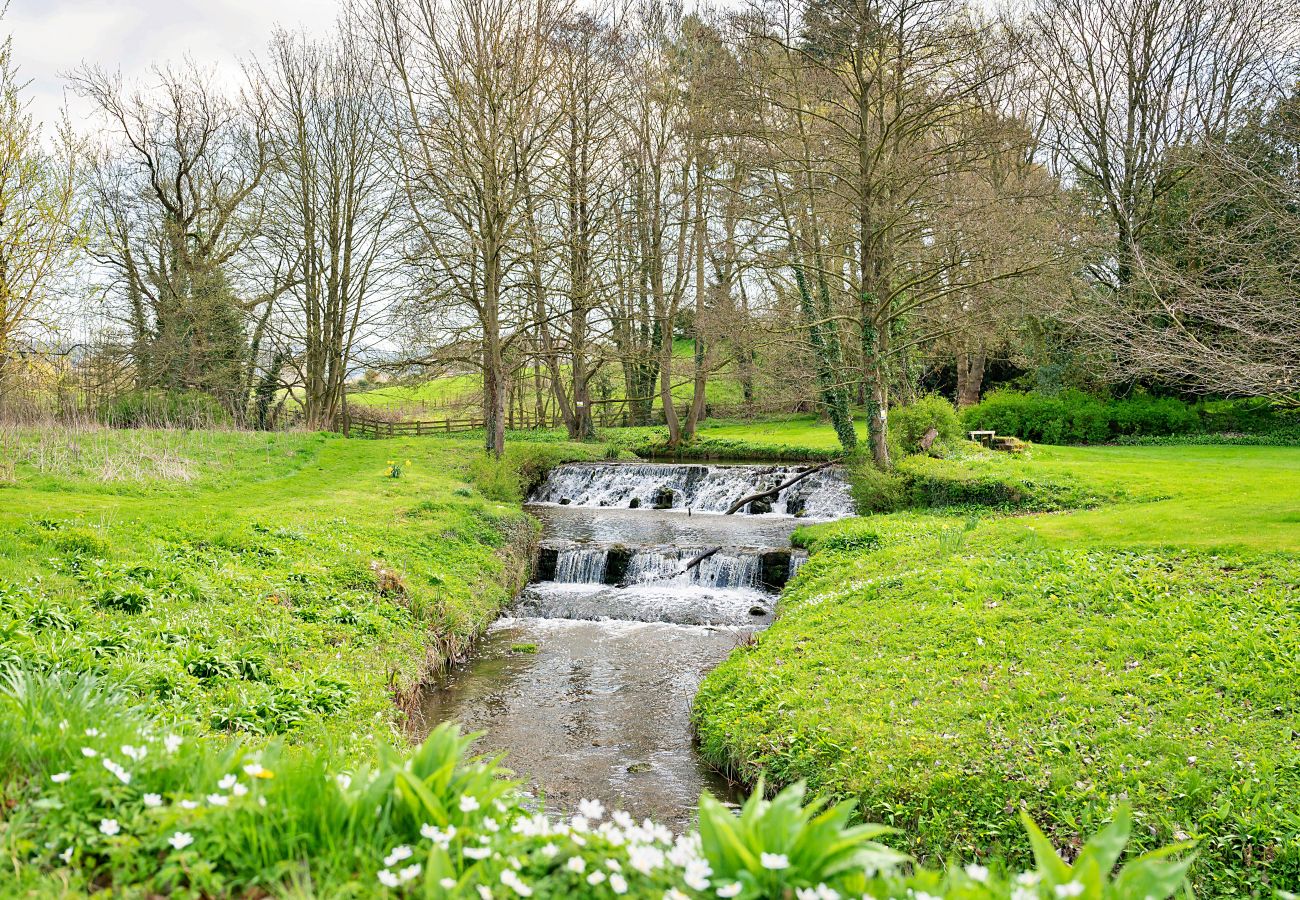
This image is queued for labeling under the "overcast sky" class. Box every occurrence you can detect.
[6,0,339,130]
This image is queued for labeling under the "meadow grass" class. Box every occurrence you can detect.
[692,442,1300,895]
[0,426,606,752]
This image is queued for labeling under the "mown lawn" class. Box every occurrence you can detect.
[693,444,1300,895]
[0,426,601,750]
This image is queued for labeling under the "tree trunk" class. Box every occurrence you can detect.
[956,349,986,408]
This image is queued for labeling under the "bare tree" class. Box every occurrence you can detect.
[1028,0,1294,287]
[73,62,282,417]
[0,23,82,404]
[371,0,569,455]
[253,25,399,430]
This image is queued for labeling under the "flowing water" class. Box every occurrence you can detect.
[418,461,852,827]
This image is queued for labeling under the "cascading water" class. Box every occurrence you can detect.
[420,459,854,826]
[531,462,854,519]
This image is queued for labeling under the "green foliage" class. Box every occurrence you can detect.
[962,391,1296,445]
[695,506,1300,895]
[0,427,600,756]
[0,667,1193,898]
[889,395,962,456]
[698,780,907,895]
[99,390,232,429]
[467,443,608,503]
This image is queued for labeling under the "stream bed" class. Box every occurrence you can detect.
[417,461,853,828]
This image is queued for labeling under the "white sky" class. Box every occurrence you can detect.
[6,0,340,130]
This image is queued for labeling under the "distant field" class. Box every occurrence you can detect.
[350,339,749,418]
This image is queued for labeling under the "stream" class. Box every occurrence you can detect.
[417,461,854,828]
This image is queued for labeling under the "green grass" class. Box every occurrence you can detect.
[0,426,604,751]
[693,444,1300,895]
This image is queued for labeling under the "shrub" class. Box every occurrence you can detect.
[846,461,908,513]
[99,390,231,430]
[889,395,962,456]
[963,391,1298,445]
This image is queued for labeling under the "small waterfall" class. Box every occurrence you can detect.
[554,547,608,584]
[789,553,808,580]
[542,545,768,590]
[624,548,762,590]
[531,462,854,519]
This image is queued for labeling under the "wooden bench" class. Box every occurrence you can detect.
[968,429,996,448]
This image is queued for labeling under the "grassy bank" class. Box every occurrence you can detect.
[693,444,1300,895]
[0,426,604,750]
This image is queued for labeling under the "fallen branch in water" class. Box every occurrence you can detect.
[722,459,842,516]
[618,545,721,587]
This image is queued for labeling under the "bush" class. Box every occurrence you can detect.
[962,391,1299,445]
[889,395,962,456]
[468,443,607,503]
[99,390,232,430]
[846,461,908,513]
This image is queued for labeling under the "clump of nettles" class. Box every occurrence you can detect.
[7,669,1193,899]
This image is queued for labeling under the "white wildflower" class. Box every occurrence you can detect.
[566,856,587,873]
[1055,883,1085,898]
[121,745,146,761]
[760,852,790,870]
[59,847,73,863]
[180,799,199,809]
[50,772,71,784]
[606,859,622,871]
[377,869,399,888]
[483,816,500,832]
[384,846,413,867]
[477,886,492,900]
[586,871,607,886]
[168,832,194,850]
[164,734,182,754]
[460,794,481,813]
[243,763,265,778]
[399,864,422,884]
[464,846,492,860]
[500,869,533,897]
[441,878,457,890]
[629,844,665,874]
[609,874,628,895]
[578,798,605,820]
[102,759,131,784]
[98,819,120,836]
[612,810,634,830]
[85,728,99,737]
[540,843,559,858]
[684,858,713,891]
[232,783,249,797]
[207,793,229,806]
[335,773,352,791]
[716,883,743,899]
[965,864,990,883]
[81,747,96,758]
[143,793,163,808]
[218,774,238,790]
[570,814,590,832]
